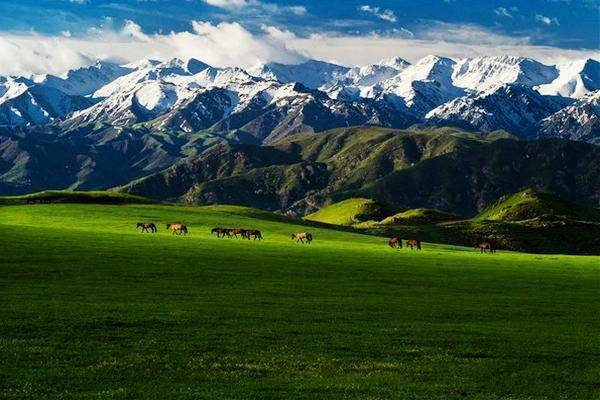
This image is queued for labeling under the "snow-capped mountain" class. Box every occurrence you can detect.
[536,59,600,99]
[0,54,598,144]
[0,84,92,126]
[248,60,350,90]
[538,90,600,143]
[452,56,558,92]
[34,61,133,97]
[426,84,572,136]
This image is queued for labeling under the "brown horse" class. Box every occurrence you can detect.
[406,239,422,250]
[292,232,312,244]
[166,223,188,235]
[476,242,496,253]
[388,237,402,249]
[228,228,246,239]
[137,222,157,233]
[211,227,231,238]
[244,229,263,240]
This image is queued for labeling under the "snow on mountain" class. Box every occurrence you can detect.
[426,83,573,136]
[375,56,465,117]
[536,59,600,99]
[452,56,558,92]
[538,90,600,143]
[0,77,33,103]
[33,61,133,97]
[1,55,598,143]
[0,85,92,126]
[248,60,350,90]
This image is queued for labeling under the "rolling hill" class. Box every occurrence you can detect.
[120,127,600,217]
[306,190,600,254]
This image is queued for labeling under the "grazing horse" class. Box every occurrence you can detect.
[477,242,496,253]
[229,228,246,239]
[166,223,188,235]
[388,237,402,249]
[211,227,231,238]
[137,222,157,233]
[292,232,312,244]
[244,229,263,240]
[406,239,422,250]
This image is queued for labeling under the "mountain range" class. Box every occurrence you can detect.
[0,55,599,214]
[0,55,598,143]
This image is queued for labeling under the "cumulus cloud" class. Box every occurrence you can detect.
[359,5,397,23]
[0,20,597,77]
[0,20,306,76]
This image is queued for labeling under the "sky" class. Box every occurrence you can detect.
[0,0,598,76]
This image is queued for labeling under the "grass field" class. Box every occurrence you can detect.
[1,202,599,399]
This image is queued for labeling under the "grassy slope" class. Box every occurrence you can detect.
[0,203,599,399]
[305,198,395,226]
[473,188,600,222]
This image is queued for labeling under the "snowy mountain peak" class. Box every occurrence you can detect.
[452,56,558,92]
[536,58,600,99]
[376,56,411,70]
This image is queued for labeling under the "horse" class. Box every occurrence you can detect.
[406,239,422,250]
[229,228,246,239]
[211,227,231,238]
[292,232,312,244]
[137,222,157,233]
[476,242,496,253]
[388,237,402,249]
[244,229,263,240]
[166,223,188,235]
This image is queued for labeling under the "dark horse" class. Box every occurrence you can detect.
[137,222,157,233]
[388,237,402,249]
[244,229,263,240]
[406,239,422,250]
[211,227,231,238]
[476,242,496,253]
[166,223,188,235]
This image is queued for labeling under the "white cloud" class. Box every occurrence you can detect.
[535,14,560,26]
[0,21,306,76]
[0,20,597,77]
[359,5,397,23]
[202,0,248,10]
[493,7,513,18]
[202,0,306,15]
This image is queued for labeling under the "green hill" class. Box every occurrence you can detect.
[378,208,462,225]
[120,127,600,216]
[474,188,600,222]
[0,201,598,399]
[305,198,396,225]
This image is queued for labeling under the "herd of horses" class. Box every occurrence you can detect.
[137,222,496,252]
[211,227,263,240]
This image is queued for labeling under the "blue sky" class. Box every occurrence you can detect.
[0,0,597,49]
[0,0,598,76]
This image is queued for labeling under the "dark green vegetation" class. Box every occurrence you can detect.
[120,127,600,216]
[3,126,599,218]
[0,201,599,399]
[0,190,156,205]
[311,189,600,255]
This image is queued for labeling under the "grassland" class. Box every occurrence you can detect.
[0,200,599,399]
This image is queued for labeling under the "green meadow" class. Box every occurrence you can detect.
[0,202,599,399]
